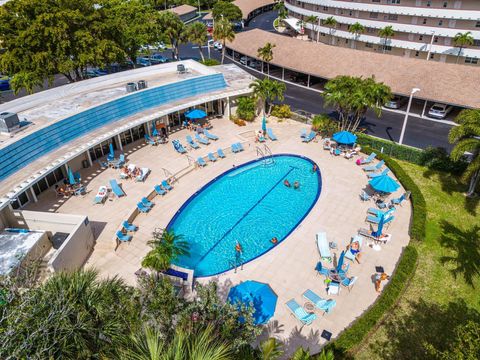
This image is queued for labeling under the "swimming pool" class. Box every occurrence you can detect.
[167,154,321,277]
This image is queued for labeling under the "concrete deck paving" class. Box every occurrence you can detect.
[26,116,411,356]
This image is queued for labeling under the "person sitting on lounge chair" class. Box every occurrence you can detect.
[284,179,291,187]
[347,241,362,263]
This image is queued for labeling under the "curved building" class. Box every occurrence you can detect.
[284,0,480,65]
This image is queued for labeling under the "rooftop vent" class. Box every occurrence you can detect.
[137,80,147,90]
[126,82,137,93]
[0,112,20,133]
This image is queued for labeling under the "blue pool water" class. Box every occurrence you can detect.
[167,154,321,277]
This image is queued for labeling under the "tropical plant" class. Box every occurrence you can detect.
[348,22,365,49]
[323,16,337,45]
[305,15,319,43]
[213,18,235,64]
[316,349,335,360]
[296,19,306,35]
[236,96,256,121]
[274,1,288,22]
[212,1,242,22]
[257,42,276,76]
[322,75,392,132]
[249,78,286,117]
[187,21,208,61]
[257,337,284,360]
[290,347,312,360]
[448,109,480,196]
[141,229,189,273]
[453,31,474,64]
[378,25,395,53]
[0,269,140,359]
[200,58,221,66]
[312,114,339,136]
[158,11,187,60]
[271,104,292,119]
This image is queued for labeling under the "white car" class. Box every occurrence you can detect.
[213,42,223,50]
[428,103,453,119]
[239,56,249,65]
[385,96,407,109]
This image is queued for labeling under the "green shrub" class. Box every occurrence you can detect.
[312,114,339,137]
[419,146,468,175]
[200,58,220,66]
[271,104,291,119]
[356,133,424,164]
[236,96,256,122]
[328,245,418,358]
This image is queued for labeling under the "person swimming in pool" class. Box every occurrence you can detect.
[293,181,300,189]
[235,241,242,253]
[312,164,318,173]
[284,179,291,187]
[270,237,278,245]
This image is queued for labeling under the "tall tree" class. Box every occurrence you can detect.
[249,78,286,117]
[274,1,288,22]
[212,1,242,22]
[348,22,365,49]
[187,21,208,61]
[141,229,189,273]
[257,42,276,77]
[453,31,474,64]
[448,109,480,196]
[378,25,395,53]
[323,16,337,45]
[305,15,319,43]
[157,11,187,60]
[213,18,235,64]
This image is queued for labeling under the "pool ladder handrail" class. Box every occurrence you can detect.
[162,168,177,184]
[256,144,274,166]
[230,255,244,273]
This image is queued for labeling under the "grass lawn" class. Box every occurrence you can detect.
[355,161,480,359]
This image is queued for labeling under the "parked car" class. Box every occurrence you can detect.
[239,56,249,65]
[385,96,407,109]
[136,57,152,67]
[428,103,453,119]
[150,53,168,64]
[0,78,10,91]
[290,72,309,86]
[213,42,223,50]
[140,42,166,52]
[247,60,261,69]
[84,68,108,78]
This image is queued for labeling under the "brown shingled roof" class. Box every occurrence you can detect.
[169,4,197,16]
[227,29,480,108]
[204,0,274,21]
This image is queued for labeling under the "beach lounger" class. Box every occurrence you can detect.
[266,128,277,141]
[116,230,131,242]
[195,133,209,145]
[366,214,394,225]
[136,168,150,182]
[323,138,331,150]
[368,168,390,179]
[390,192,409,207]
[172,140,187,154]
[314,261,330,277]
[316,232,332,261]
[300,129,307,138]
[231,143,239,153]
[236,143,244,151]
[359,152,376,165]
[204,130,219,140]
[207,153,217,162]
[302,131,316,143]
[197,157,207,167]
[345,235,364,262]
[341,276,358,292]
[109,179,125,197]
[141,197,154,208]
[186,135,200,149]
[217,148,226,158]
[161,180,173,191]
[360,191,371,201]
[122,221,138,232]
[367,207,385,217]
[302,289,337,314]
[286,299,317,325]
[137,202,150,213]
[93,186,108,204]
[363,160,385,172]
[113,154,126,169]
[154,185,166,196]
[145,134,157,146]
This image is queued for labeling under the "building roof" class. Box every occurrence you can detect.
[169,4,197,16]
[227,29,480,108]
[204,0,274,20]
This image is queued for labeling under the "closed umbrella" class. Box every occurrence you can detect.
[336,250,345,273]
[185,109,207,119]
[332,131,357,145]
[228,280,277,325]
[261,116,267,133]
[107,143,114,161]
[67,167,76,185]
[151,122,158,137]
[369,174,400,194]
[371,213,385,238]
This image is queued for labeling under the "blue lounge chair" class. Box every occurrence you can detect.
[137,202,150,213]
[172,140,187,154]
[338,263,350,280]
[122,221,137,232]
[368,168,390,179]
[109,179,125,197]
[231,143,239,153]
[266,128,277,141]
[341,276,358,292]
[217,148,226,158]
[197,157,207,167]
[363,160,385,172]
[360,191,371,201]
[207,152,217,162]
[316,232,332,262]
[345,235,363,262]
[366,214,395,225]
[113,154,125,169]
[300,129,307,138]
[195,133,209,145]
[154,185,166,196]
[302,131,316,143]
[141,197,154,208]
[367,207,385,217]
[161,180,173,191]
[302,289,337,314]
[359,152,377,165]
[390,192,408,207]
[286,299,317,325]
[145,134,157,146]
[116,230,132,242]
[315,261,330,277]
[204,130,219,140]
[236,143,244,151]
[186,135,200,149]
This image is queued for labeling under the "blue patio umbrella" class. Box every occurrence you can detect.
[185,109,207,119]
[336,250,345,273]
[228,280,277,325]
[369,174,400,194]
[67,167,76,185]
[261,115,267,132]
[107,143,114,161]
[151,122,158,137]
[332,131,357,145]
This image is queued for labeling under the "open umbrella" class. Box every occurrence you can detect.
[261,116,267,133]
[185,109,207,120]
[369,174,400,194]
[228,280,277,325]
[332,131,357,145]
[67,166,76,185]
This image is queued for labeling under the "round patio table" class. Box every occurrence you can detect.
[328,270,342,283]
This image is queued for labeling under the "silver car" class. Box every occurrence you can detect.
[385,96,407,109]
[428,103,453,119]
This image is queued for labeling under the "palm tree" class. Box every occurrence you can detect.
[142,229,189,273]
[274,1,288,22]
[449,109,480,197]
[257,42,276,77]
[249,78,286,117]
[158,11,186,60]
[323,16,337,46]
[348,22,365,49]
[213,18,235,64]
[305,15,319,43]
[453,31,474,64]
[187,22,208,61]
[257,338,284,360]
[378,25,395,53]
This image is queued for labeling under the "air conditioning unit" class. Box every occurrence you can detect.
[126,82,137,93]
[0,112,20,133]
[137,80,147,90]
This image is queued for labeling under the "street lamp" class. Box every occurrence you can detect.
[426,31,435,60]
[399,88,420,145]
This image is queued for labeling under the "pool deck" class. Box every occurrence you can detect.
[25,117,411,356]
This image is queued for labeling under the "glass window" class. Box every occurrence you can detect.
[422,18,427,24]
[426,1,431,7]
[388,14,398,21]
[443,1,448,7]
[419,35,423,41]
[37,178,49,193]
[465,57,478,64]
[476,21,480,28]
[369,12,378,19]
[89,148,97,161]
[438,20,443,26]
[415,51,420,57]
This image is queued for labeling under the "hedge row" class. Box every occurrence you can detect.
[327,245,418,358]
[356,133,424,164]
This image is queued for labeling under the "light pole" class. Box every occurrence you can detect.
[399,88,420,145]
[426,31,435,60]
